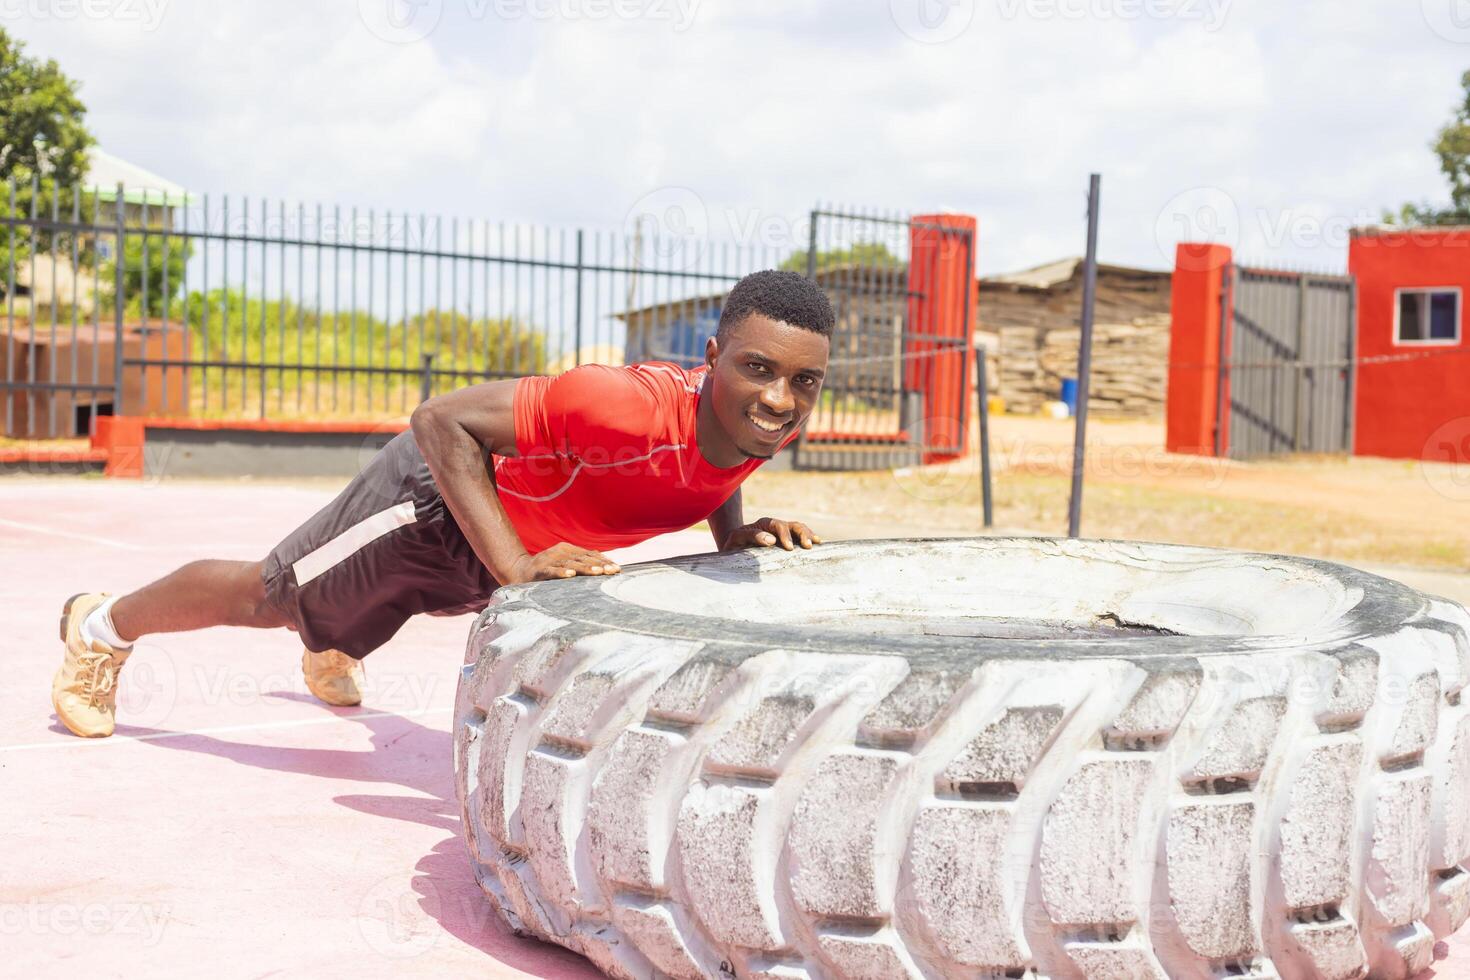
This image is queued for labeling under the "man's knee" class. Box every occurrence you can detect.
[241,560,289,628]
[245,599,289,629]
[240,560,267,589]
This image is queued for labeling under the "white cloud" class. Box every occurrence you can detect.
[5,0,1463,273]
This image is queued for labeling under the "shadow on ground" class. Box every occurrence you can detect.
[117,694,599,978]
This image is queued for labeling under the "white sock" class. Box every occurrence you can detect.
[81,596,135,651]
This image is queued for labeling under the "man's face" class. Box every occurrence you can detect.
[704,313,829,461]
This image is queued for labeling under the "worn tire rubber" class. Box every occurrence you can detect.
[452,538,1470,980]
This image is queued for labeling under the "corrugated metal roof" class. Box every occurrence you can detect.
[85,148,191,206]
[979,257,1170,290]
[983,257,1083,289]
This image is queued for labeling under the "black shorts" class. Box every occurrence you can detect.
[260,430,500,659]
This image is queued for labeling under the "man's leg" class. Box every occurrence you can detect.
[114,554,381,711]
[54,430,479,737]
[109,559,288,643]
[53,559,292,739]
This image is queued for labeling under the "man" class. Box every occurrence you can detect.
[51,269,832,738]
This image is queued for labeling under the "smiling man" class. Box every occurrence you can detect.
[51,270,832,738]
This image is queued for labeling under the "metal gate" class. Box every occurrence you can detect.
[1222,265,1356,458]
[792,208,974,471]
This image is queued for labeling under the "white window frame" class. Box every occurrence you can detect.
[1394,286,1462,346]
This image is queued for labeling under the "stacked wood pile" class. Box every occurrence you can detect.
[979,259,1173,416]
[980,260,1172,330]
[999,326,1043,414]
[1038,313,1171,417]
[973,329,1001,397]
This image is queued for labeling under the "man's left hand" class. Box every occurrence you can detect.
[721,517,821,552]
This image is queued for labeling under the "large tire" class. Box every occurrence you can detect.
[452,538,1470,980]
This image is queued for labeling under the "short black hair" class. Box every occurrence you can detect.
[717,269,834,341]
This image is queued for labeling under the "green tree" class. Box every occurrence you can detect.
[105,231,194,319]
[1392,69,1470,226]
[781,241,904,273]
[0,28,96,298]
[0,29,93,186]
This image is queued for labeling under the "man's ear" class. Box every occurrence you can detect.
[704,335,720,371]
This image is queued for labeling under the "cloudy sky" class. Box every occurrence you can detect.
[6,0,1467,274]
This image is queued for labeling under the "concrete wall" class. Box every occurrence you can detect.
[142,426,400,479]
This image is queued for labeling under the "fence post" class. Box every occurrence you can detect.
[793,208,819,470]
[908,213,977,464]
[977,342,993,529]
[1213,263,1233,457]
[574,229,584,366]
[805,209,818,280]
[420,353,435,404]
[1166,244,1233,457]
[1294,273,1308,451]
[113,183,126,419]
[4,179,13,437]
[1067,173,1101,538]
[1344,279,1358,455]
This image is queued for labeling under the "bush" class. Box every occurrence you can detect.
[174,289,548,417]
[103,230,193,319]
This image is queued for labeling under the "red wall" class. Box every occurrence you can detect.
[1349,228,1470,460]
[1165,243,1233,456]
[907,213,977,464]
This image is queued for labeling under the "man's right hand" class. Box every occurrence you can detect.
[507,543,622,583]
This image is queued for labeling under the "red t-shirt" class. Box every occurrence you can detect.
[495,361,793,554]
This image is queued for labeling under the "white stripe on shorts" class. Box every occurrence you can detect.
[292,500,418,586]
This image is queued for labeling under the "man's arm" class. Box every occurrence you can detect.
[410,380,620,584]
[708,488,744,551]
[709,486,822,552]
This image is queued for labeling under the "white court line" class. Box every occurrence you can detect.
[0,517,144,551]
[0,704,454,753]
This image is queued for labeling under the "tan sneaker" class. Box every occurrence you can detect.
[53,593,133,738]
[302,648,365,707]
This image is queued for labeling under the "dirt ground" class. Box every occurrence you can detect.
[741,414,1470,594]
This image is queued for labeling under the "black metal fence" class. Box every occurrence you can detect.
[795,209,974,470]
[1,180,971,471]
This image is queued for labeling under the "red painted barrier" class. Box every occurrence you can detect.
[92,416,147,479]
[907,213,977,464]
[1165,243,1234,457]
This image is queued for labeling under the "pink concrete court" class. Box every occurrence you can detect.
[2,477,1467,978]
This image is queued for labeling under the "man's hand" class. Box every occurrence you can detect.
[507,543,622,583]
[720,517,821,552]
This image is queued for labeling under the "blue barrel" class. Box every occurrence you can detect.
[1060,377,1078,416]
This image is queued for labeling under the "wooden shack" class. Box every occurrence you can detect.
[979,258,1172,417]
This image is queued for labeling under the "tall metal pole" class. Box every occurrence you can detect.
[977,342,993,528]
[805,207,819,280]
[1293,273,1308,451]
[113,183,126,418]
[1344,278,1358,455]
[1213,264,1232,457]
[573,228,585,365]
[1067,174,1101,538]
